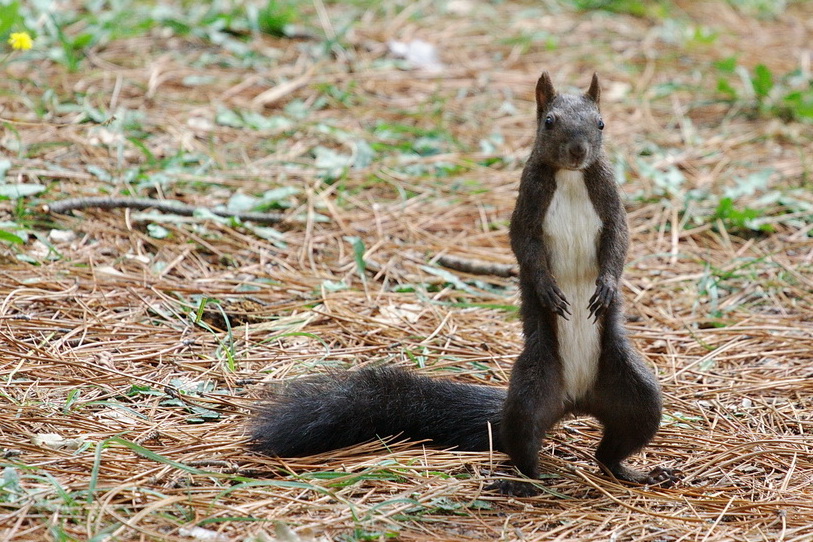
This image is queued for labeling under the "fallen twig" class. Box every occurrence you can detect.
[44,197,288,225]
[436,254,517,277]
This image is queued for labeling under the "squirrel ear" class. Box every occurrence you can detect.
[536,71,556,118]
[586,72,601,106]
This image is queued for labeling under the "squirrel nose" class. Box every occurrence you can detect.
[568,141,588,163]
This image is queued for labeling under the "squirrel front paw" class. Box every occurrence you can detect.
[535,279,570,319]
[588,275,617,320]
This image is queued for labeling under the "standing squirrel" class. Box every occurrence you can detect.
[248,72,677,495]
[498,71,676,494]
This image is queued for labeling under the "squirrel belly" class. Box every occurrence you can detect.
[543,169,602,400]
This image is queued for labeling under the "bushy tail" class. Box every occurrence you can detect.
[248,367,506,456]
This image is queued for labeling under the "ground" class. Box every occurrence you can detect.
[1,1,812,541]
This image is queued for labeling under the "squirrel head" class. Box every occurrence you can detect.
[533,72,604,171]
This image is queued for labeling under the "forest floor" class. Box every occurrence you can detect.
[1,1,812,540]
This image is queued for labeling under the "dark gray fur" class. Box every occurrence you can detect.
[249,367,506,456]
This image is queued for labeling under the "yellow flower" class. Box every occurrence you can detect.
[8,32,33,51]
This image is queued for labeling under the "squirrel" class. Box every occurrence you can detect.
[248,72,677,496]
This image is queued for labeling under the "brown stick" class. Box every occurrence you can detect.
[44,197,289,225]
[436,254,517,277]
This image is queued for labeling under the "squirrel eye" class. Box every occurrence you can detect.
[598,119,605,130]
[544,115,554,128]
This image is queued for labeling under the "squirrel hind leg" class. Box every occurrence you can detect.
[500,346,565,476]
[585,341,677,486]
[592,399,677,487]
[591,381,679,487]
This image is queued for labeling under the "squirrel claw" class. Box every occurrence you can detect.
[538,280,570,319]
[588,279,616,320]
[644,466,681,488]
[587,297,607,321]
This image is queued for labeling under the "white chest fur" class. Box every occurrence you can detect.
[543,169,603,400]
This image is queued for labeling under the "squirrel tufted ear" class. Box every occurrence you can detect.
[536,71,556,119]
[586,72,601,106]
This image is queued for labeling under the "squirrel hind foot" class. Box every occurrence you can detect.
[608,464,680,488]
[487,479,541,498]
[642,466,680,487]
